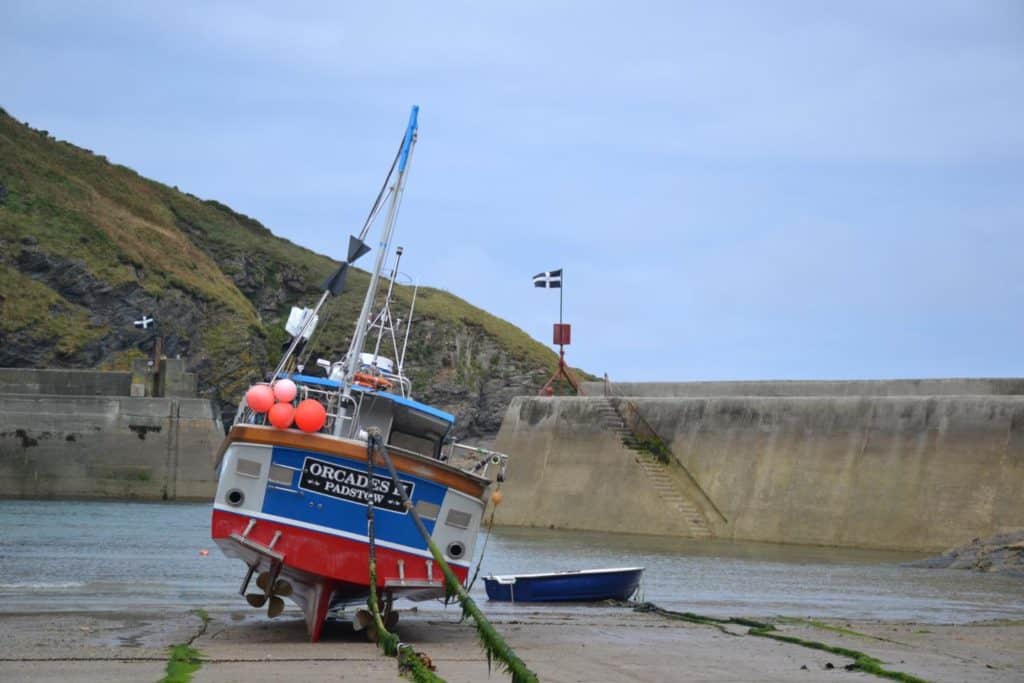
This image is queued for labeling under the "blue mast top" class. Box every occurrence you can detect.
[397,105,419,172]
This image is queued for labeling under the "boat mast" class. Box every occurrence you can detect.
[334,105,419,435]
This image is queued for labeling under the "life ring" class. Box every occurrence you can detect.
[353,372,393,391]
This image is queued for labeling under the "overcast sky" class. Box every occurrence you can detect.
[3,1,1022,381]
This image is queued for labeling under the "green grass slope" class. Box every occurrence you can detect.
[0,107,572,435]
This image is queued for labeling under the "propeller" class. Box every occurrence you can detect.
[246,571,292,617]
[245,593,267,608]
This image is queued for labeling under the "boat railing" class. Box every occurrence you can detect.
[379,371,412,397]
[232,379,370,440]
[333,392,360,438]
[443,441,509,480]
[291,383,359,437]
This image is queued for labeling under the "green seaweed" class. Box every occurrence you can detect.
[366,558,399,657]
[633,435,672,463]
[631,602,929,683]
[750,629,928,683]
[776,616,905,644]
[397,645,446,682]
[160,644,202,683]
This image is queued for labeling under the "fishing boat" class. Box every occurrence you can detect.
[483,567,643,603]
[210,106,510,642]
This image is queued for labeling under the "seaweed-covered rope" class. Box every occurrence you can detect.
[627,601,928,683]
[368,430,538,683]
[364,435,443,682]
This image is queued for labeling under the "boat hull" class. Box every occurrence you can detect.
[211,426,486,641]
[212,508,467,641]
[484,567,643,603]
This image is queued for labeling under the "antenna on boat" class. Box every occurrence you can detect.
[334,105,419,434]
[370,245,403,361]
[397,278,418,387]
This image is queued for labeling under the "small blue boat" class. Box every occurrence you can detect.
[483,567,643,603]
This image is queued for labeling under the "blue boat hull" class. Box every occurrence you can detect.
[484,568,643,603]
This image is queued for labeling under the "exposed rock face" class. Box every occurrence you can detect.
[4,246,203,366]
[907,531,1024,578]
[405,319,550,442]
[2,235,547,440]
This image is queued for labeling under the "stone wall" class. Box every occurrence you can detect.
[0,395,222,500]
[0,367,132,397]
[493,387,1024,551]
[581,378,1024,398]
[492,398,694,536]
[0,368,222,501]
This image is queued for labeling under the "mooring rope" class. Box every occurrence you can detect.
[464,482,500,593]
[367,430,538,683]
[626,601,928,683]
[364,436,444,681]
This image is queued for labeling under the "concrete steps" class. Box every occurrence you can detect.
[634,457,712,538]
[594,397,712,539]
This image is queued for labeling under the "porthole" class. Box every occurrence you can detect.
[226,488,245,507]
[446,541,465,560]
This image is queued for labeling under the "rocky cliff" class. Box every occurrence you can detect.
[0,107,567,440]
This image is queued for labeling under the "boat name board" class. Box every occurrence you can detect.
[299,456,414,513]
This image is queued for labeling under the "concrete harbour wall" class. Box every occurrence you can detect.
[494,382,1024,551]
[0,369,222,501]
[492,399,695,536]
[580,378,1024,398]
[0,367,132,397]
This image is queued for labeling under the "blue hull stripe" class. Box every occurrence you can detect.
[262,445,442,551]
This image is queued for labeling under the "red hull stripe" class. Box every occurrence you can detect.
[212,508,469,585]
[211,503,469,567]
[209,501,458,565]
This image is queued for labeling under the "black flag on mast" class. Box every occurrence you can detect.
[322,235,372,296]
[532,269,562,288]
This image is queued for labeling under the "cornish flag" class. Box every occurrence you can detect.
[133,315,155,330]
[533,269,562,288]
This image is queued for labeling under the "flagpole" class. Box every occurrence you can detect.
[559,269,563,326]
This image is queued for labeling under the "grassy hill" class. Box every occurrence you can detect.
[0,107,577,438]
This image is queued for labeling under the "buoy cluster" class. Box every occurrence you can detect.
[245,379,327,433]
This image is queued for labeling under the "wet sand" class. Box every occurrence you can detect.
[1,606,1022,682]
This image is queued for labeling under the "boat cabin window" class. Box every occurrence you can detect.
[387,403,451,460]
[388,430,438,459]
[355,394,394,438]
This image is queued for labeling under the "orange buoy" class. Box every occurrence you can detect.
[294,399,327,433]
[245,384,275,413]
[199,549,209,556]
[273,378,298,402]
[490,490,504,506]
[268,401,295,429]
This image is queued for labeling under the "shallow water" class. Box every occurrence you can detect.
[1,500,1021,623]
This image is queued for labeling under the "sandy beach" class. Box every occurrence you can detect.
[1,604,1021,682]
